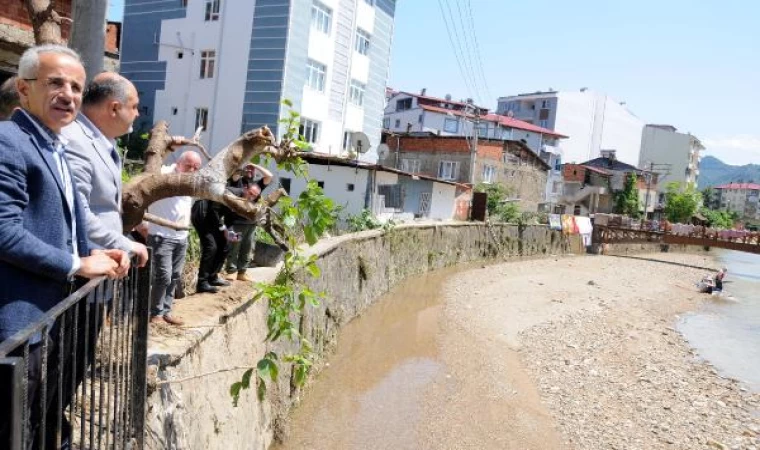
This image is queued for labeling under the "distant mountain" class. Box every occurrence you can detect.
[698,156,760,189]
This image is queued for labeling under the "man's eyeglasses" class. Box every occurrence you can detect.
[23,77,83,95]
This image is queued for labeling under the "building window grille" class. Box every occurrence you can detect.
[355,29,371,55]
[438,160,460,180]
[205,0,220,21]
[195,107,209,131]
[349,80,365,106]
[200,50,216,79]
[306,59,326,91]
[299,119,320,144]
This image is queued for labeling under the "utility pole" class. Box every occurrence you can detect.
[469,106,479,186]
[69,0,108,80]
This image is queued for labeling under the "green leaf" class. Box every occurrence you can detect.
[257,357,279,382]
[283,215,297,228]
[241,368,254,389]
[257,376,267,401]
[294,364,308,386]
[230,382,242,407]
[282,98,293,107]
[306,262,321,278]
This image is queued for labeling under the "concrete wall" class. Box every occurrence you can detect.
[639,125,701,191]
[143,224,574,450]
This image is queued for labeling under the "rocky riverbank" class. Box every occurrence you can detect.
[278,252,760,449]
[516,254,760,449]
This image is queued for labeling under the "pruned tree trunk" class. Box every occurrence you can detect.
[69,0,107,79]
[122,122,296,240]
[24,0,65,44]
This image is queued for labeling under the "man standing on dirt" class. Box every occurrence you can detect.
[146,151,202,326]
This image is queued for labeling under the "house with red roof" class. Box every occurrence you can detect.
[383,88,569,211]
[714,183,760,219]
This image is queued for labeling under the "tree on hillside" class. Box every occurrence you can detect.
[664,182,701,223]
[614,172,641,218]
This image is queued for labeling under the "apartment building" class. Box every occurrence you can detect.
[121,0,396,161]
[497,88,644,166]
[638,124,703,192]
[714,183,760,219]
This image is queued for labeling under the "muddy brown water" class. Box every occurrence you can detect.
[274,263,565,450]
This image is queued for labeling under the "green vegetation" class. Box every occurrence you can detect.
[230,102,339,404]
[475,183,520,223]
[663,182,701,223]
[699,208,737,229]
[346,209,383,232]
[614,172,641,218]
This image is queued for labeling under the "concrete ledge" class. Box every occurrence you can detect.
[143,223,575,450]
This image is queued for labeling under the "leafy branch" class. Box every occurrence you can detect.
[231,102,338,405]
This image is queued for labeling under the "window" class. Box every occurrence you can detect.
[539,119,548,128]
[378,184,403,209]
[311,1,332,34]
[541,100,550,108]
[347,183,355,192]
[554,157,561,172]
[306,59,326,91]
[317,181,325,189]
[176,51,184,59]
[279,177,291,194]
[477,123,488,137]
[200,50,216,79]
[482,165,496,183]
[400,159,421,174]
[396,98,412,111]
[394,119,400,128]
[383,117,390,129]
[342,130,353,151]
[299,118,320,144]
[552,181,562,194]
[349,80,365,106]
[355,29,371,55]
[194,107,209,131]
[181,0,187,6]
[438,161,460,180]
[204,0,220,21]
[443,118,458,133]
[171,107,178,115]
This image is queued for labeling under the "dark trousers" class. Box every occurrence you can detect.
[1,298,101,450]
[196,226,229,286]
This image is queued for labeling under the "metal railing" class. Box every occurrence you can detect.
[0,258,152,450]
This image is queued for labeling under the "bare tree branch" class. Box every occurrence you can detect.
[24,0,65,45]
[143,213,190,231]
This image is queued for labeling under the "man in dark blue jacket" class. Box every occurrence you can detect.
[0,44,127,449]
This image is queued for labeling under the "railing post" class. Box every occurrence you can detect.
[0,357,24,450]
[131,250,153,450]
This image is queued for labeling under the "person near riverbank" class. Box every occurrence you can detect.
[147,151,202,325]
[714,267,727,291]
[224,163,271,281]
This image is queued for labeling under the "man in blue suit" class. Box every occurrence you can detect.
[0,44,128,449]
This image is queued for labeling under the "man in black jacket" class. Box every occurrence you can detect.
[191,198,233,294]
[225,163,272,281]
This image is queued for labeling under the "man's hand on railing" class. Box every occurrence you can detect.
[131,242,150,268]
[76,249,130,279]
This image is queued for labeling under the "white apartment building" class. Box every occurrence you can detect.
[497,88,645,166]
[121,0,396,162]
[715,183,760,219]
[638,124,703,192]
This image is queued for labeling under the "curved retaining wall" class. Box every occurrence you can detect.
[143,224,576,450]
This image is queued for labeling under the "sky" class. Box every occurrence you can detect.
[108,1,760,165]
[387,0,760,166]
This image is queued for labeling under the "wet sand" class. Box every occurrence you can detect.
[276,254,760,449]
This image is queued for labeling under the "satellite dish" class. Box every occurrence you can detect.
[350,132,371,154]
[377,143,390,160]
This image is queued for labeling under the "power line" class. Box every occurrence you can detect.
[464,0,493,101]
[451,0,486,104]
[436,0,480,104]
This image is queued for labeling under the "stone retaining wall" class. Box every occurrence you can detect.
[143,224,575,450]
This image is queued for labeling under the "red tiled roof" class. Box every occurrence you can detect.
[398,91,487,110]
[417,104,567,138]
[714,182,760,190]
[482,113,568,138]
